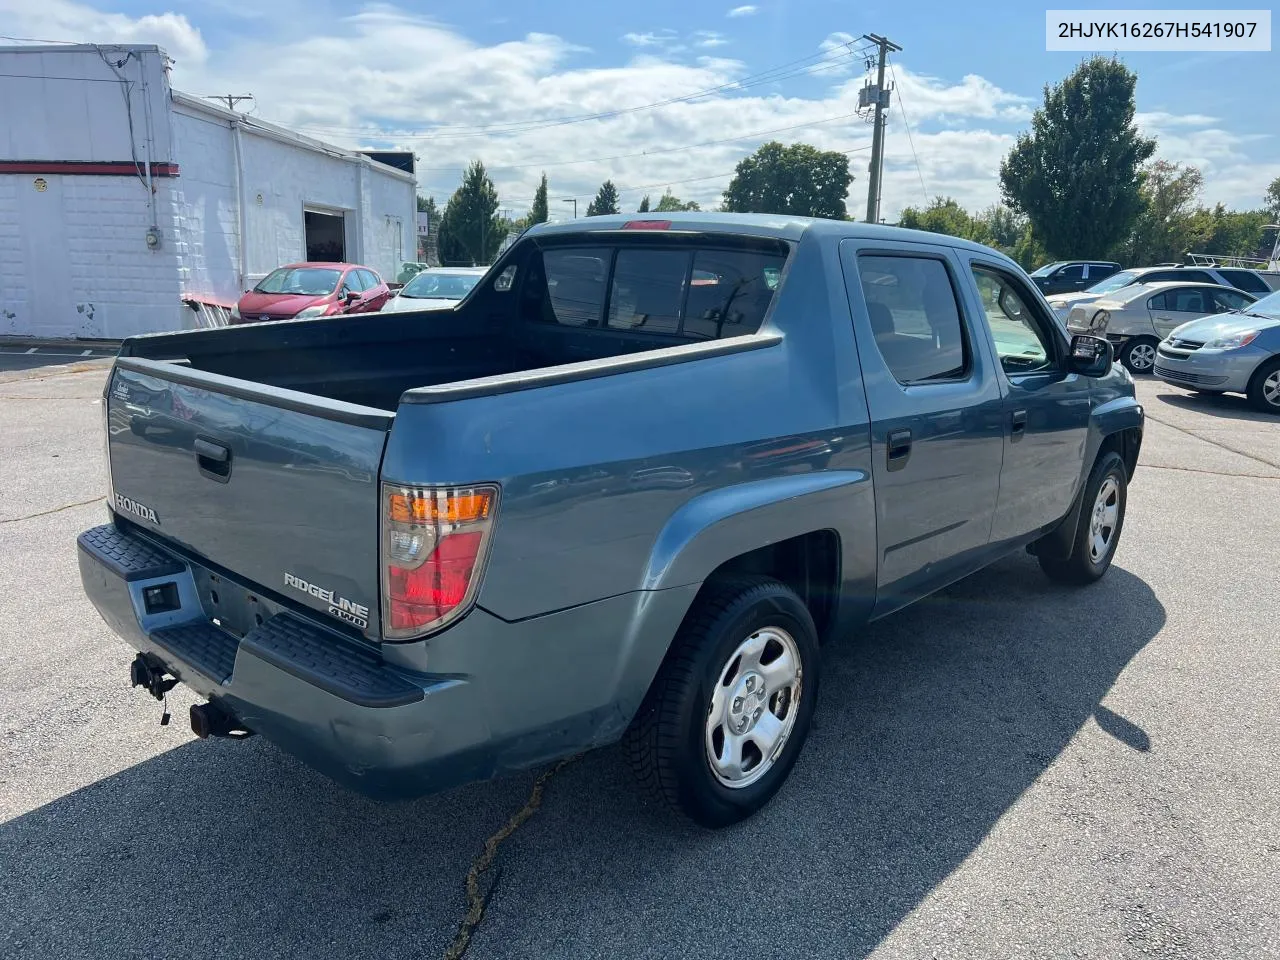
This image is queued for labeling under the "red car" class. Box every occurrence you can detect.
[229,262,392,325]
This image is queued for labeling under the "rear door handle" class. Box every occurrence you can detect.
[886,429,912,470]
[194,436,232,482]
[1010,409,1028,441]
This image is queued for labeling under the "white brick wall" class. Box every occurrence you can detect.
[0,173,184,338]
[170,109,241,305]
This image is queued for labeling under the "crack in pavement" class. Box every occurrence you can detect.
[442,755,580,960]
[1142,463,1280,481]
[1143,410,1280,472]
[0,496,106,524]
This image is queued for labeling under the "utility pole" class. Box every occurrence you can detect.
[561,198,578,218]
[207,94,254,112]
[860,34,901,224]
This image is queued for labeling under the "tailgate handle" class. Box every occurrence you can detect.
[194,437,232,482]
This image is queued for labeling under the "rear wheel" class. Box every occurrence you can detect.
[623,577,819,828]
[1246,356,1280,414]
[1039,451,1128,585]
[1118,337,1158,374]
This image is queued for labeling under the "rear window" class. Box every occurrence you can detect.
[529,242,786,338]
[1218,269,1268,294]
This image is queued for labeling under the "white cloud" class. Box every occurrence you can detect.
[694,31,730,49]
[622,30,677,47]
[727,5,758,17]
[0,0,207,63]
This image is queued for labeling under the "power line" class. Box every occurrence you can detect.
[888,59,930,206]
[416,111,865,174]
[284,44,874,143]
[0,34,80,44]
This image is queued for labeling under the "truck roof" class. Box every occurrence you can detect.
[525,211,1005,259]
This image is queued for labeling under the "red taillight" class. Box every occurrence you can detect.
[621,220,671,230]
[387,532,483,630]
[381,485,499,640]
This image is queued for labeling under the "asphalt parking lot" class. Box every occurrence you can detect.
[2,361,1277,960]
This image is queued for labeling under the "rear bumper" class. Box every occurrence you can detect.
[78,521,696,800]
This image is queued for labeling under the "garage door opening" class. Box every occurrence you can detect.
[304,210,346,262]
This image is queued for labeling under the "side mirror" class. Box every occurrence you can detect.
[1069,334,1113,377]
[344,290,360,303]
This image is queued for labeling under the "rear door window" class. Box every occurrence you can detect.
[1176,270,1215,284]
[858,255,969,383]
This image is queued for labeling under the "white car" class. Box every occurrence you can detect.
[1065,281,1257,373]
[381,267,488,313]
[1045,265,1270,321]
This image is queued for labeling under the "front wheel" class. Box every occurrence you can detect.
[1118,337,1158,374]
[1246,356,1280,414]
[623,577,820,828]
[1039,451,1128,585]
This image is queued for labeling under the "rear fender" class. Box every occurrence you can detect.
[610,471,871,724]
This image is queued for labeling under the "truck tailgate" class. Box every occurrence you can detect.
[106,359,390,642]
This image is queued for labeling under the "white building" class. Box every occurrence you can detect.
[0,44,417,340]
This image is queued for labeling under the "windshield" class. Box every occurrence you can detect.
[1030,262,1066,277]
[401,272,482,300]
[253,267,342,296]
[1085,270,1141,294]
[1246,289,1280,318]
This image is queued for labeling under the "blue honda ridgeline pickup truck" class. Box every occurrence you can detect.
[79,214,1143,827]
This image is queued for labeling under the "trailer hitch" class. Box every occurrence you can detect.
[130,653,178,701]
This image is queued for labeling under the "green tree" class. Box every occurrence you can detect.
[654,189,700,212]
[898,196,991,244]
[1122,159,1203,263]
[1185,204,1272,260]
[586,180,620,216]
[978,204,1025,249]
[437,160,505,265]
[529,173,549,225]
[638,194,651,213]
[1265,177,1280,221]
[721,141,853,219]
[999,57,1155,259]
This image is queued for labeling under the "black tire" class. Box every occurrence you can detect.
[1245,356,1280,414]
[1118,337,1159,374]
[622,577,820,828]
[1039,451,1128,585]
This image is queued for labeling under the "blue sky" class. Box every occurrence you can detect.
[4,0,1276,218]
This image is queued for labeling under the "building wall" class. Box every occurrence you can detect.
[0,45,173,164]
[0,45,416,339]
[0,172,184,338]
[169,107,241,306]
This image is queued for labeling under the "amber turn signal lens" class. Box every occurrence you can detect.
[388,491,492,524]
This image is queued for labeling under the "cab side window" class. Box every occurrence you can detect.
[971,265,1056,375]
[857,255,968,384]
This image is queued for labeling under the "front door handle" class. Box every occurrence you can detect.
[886,429,912,470]
[1010,409,1028,441]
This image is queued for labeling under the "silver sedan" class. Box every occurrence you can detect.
[1155,289,1280,413]
[1065,281,1256,373]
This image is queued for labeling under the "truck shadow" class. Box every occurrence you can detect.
[0,553,1164,959]
[1156,389,1275,423]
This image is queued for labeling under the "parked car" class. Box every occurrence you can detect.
[78,214,1142,828]
[1028,260,1122,295]
[229,263,391,325]
[1065,281,1257,373]
[1155,288,1280,412]
[380,267,488,313]
[1045,264,1272,320]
